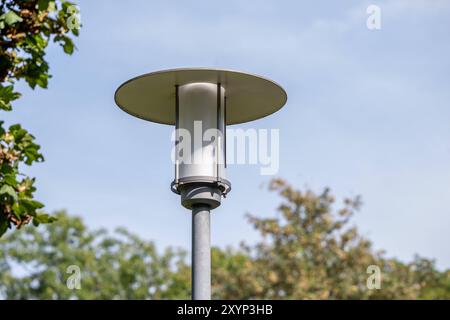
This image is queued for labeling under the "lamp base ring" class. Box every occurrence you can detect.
[171,176,231,196]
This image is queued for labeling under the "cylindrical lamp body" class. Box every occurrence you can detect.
[172,82,230,198]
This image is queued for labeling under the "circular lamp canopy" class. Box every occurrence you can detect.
[114,68,287,125]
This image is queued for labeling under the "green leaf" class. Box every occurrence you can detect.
[1,11,23,26]
[0,85,21,111]
[37,0,52,11]
[54,35,75,55]
[0,184,18,201]
[32,218,40,227]
[33,213,57,224]
[3,174,18,187]
[0,217,9,237]
[20,199,45,212]
[62,39,75,54]
[9,124,28,141]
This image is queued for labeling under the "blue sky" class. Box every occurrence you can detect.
[3,0,450,268]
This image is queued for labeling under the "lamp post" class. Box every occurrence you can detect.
[114,68,287,300]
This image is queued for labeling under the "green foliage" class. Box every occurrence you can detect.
[0,11,23,29]
[0,0,80,88]
[0,179,448,299]
[0,121,48,236]
[0,211,190,299]
[0,84,20,111]
[211,179,449,299]
[0,0,80,235]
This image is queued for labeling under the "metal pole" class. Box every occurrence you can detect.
[192,204,211,300]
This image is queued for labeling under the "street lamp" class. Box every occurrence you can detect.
[114,68,287,300]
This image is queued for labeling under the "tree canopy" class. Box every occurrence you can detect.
[0,0,80,236]
[0,179,448,299]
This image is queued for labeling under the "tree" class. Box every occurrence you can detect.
[0,211,190,299]
[0,0,80,236]
[0,179,448,299]
[211,179,449,299]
